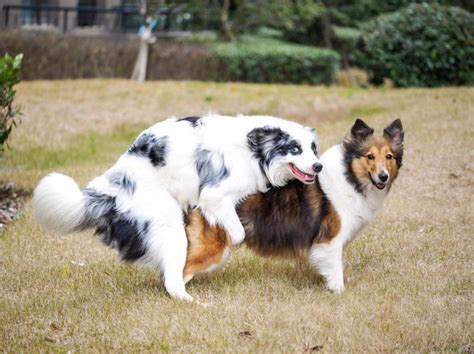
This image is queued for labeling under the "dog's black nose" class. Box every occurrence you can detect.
[378,172,388,182]
[312,162,323,173]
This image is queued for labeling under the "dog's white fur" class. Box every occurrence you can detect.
[33,114,320,301]
[308,144,388,293]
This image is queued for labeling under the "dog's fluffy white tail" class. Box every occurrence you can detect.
[33,173,87,234]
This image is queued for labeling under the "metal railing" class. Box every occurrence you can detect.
[1,5,193,33]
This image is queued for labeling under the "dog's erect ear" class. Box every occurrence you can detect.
[383,119,404,145]
[350,118,374,142]
[342,119,373,155]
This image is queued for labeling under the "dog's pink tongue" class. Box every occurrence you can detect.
[295,169,306,181]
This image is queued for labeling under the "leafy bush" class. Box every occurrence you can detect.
[358,3,474,87]
[0,53,22,157]
[213,36,340,84]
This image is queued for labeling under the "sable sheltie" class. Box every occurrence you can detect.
[183,119,404,293]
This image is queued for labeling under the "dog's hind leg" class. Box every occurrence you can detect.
[184,209,231,283]
[160,224,193,302]
[133,188,193,302]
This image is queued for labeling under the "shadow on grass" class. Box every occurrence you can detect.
[84,251,326,299]
[186,251,325,294]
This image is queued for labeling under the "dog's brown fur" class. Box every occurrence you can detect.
[183,210,230,282]
[183,175,343,280]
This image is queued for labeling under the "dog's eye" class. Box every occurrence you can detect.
[311,142,318,156]
[367,154,375,160]
[386,154,393,160]
[290,146,300,154]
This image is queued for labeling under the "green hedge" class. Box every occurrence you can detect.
[213,36,340,84]
[358,3,474,87]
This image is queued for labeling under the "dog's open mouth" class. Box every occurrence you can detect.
[289,163,316,184]
[370,174,386,190]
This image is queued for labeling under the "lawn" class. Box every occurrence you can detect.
[1,80,472,352]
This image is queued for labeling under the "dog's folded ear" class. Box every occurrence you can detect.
[247,126,285,152]
[383,119,404,146]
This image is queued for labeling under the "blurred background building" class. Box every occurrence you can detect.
[1,0,186,33]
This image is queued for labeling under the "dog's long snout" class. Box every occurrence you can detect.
[378,171,388,182]
[312,162,323,173]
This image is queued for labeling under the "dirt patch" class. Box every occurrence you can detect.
[0,182,31,231]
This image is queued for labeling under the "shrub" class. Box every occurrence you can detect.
[212,36,340,84]
[358,3,474,87]
[0,53,22,157]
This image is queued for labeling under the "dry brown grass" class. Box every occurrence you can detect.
[1,81,473,352]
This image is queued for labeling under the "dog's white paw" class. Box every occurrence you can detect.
[230,227,245,246]
[167,290,194,302]
[326,279,345,294]
[231,236,244,246]
[179,293,194,302]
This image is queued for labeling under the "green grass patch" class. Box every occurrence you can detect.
[348,105,386,121]
[3,124,145,171]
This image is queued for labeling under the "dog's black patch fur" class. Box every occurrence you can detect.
[177,116,203,127]
[342,119,374,194]
[195,147,230,191]
[82,188,116,223]
[81,188,150,262]
[128,133,168,167]
[103,216,149,261]
[311,141,318,156]
[247,126,302,173]
[108,171,136,196]
[239,180,331,255]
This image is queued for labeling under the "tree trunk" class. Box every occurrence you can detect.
[131,39,149,82]
[220,0,235,41]
[130,0,159,82]
[321,11,332,49]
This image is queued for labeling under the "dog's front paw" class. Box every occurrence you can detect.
[326,279,345,294]
[230,233,245,246]
[230,229,245,246]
